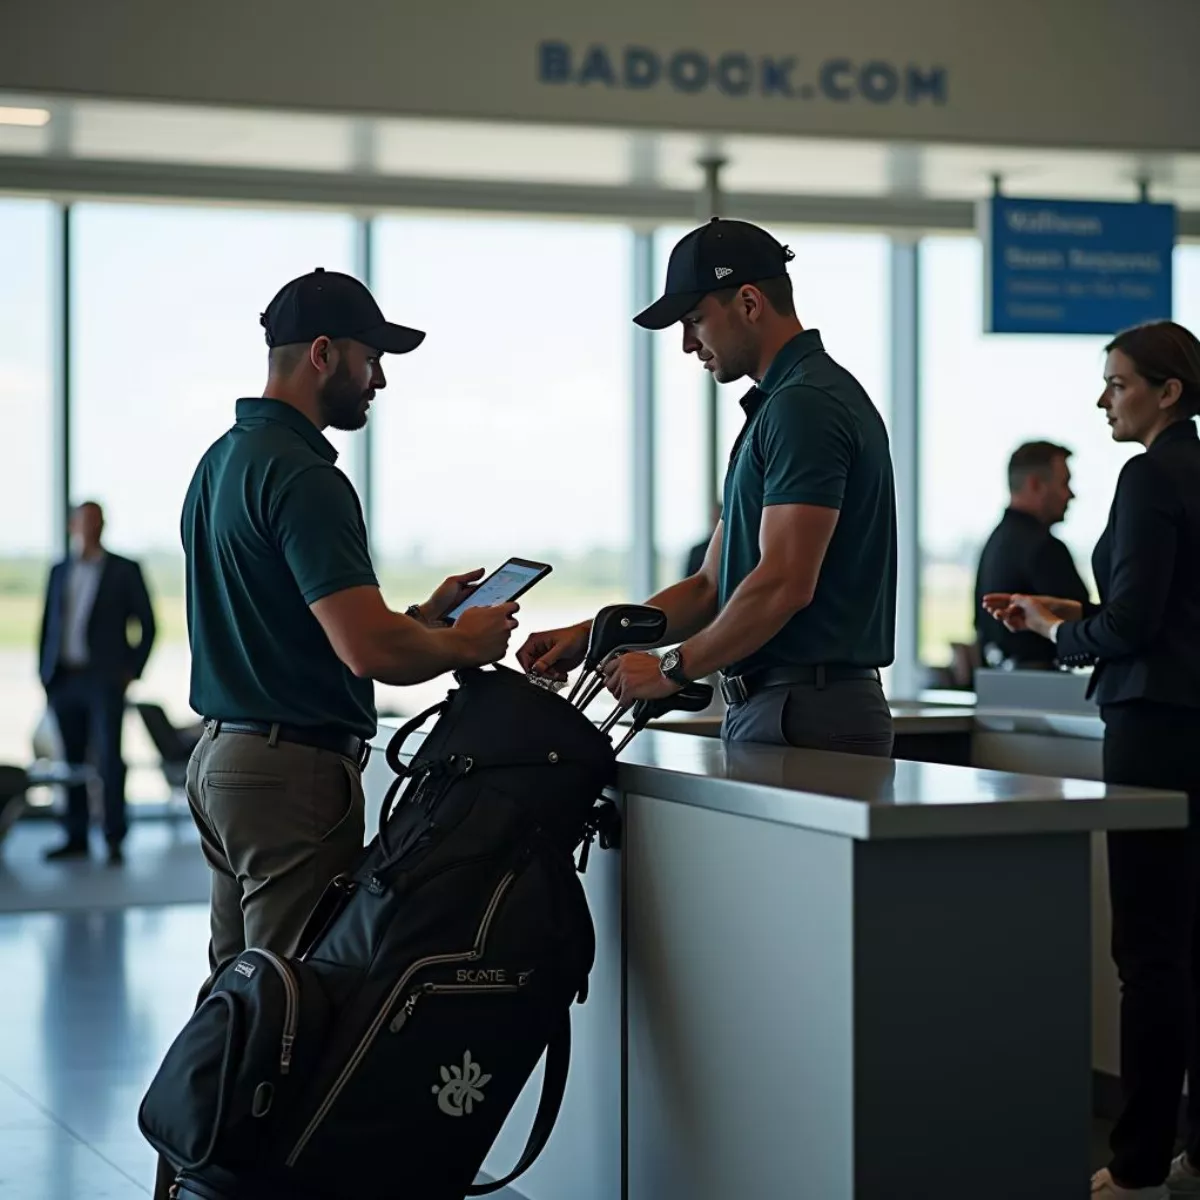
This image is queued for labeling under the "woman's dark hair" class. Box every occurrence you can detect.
[1106,320,1200,419]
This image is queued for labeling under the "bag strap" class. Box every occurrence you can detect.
[466,1009,571,1195]
[384,699,449,776]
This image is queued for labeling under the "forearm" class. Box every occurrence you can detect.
[643,574,721,644]
[678,567,806,680]
[362,616,471,686]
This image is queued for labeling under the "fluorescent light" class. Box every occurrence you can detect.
[0,106,50,127]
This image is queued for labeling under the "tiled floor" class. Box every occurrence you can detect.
[0,818,1118,1199]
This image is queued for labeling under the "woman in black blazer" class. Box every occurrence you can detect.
[985,320,1200,1200]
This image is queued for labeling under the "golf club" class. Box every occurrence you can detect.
[572,605,668,712]
[565,605,625,706]
[612,682,714,753]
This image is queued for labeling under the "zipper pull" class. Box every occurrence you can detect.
[576,827,595,874]
[280,1033,295,1075]
[389,992,420,1034]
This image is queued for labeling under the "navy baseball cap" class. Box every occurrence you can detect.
[260,268,426,354]
[634,218,794,330]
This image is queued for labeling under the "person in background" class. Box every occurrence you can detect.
[983,321,1200,1200]
[685,502,723,578]
[974,440,1090,668]
[37,501,157,865]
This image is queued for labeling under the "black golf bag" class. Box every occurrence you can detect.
[139,664,619,1200]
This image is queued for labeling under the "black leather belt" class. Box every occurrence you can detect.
[207,719,371,769]
[720,665,881,705]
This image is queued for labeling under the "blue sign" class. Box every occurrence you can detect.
[983,196,1175,335]
[537,42,948,107]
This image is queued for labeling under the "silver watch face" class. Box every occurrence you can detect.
[660,650,681,674]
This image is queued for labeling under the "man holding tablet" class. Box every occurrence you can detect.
[179,270,517,1036]
[518,219,896,756]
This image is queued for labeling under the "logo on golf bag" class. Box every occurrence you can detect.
[433,1050,491,1117]
[234,961,256,979]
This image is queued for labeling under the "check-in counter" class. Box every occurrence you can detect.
[365,702,1182,1200]
[648,673,1124,1102]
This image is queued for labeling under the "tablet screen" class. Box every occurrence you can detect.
[444,558,551,621]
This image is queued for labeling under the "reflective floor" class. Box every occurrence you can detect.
[0,904,208,1198]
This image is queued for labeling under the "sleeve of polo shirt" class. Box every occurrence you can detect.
[273,465,379,605]
[758,385,856,510]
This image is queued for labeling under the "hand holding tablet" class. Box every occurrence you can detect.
[443,558,553,623]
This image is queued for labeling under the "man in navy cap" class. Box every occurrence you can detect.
[520,220,897,754]
[155,269,521,1196]
[180,267,519,986]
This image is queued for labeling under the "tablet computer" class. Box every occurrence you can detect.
[443,557,553,623]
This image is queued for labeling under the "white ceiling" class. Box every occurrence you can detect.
[2,90,1200,207]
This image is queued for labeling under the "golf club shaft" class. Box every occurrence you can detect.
[598,703,632,736]
[576,674,609,713]
[613,720,648,754]
[566,665,595,706]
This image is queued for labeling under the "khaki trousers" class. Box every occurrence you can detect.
[153,723,366,1199]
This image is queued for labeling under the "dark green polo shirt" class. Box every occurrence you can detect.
[719,330,897,674]
[181,399,379,737]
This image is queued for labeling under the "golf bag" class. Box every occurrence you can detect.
[139,664,619,1200]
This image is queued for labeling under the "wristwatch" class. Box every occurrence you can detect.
[405,604,426,624]
[659,647,690,687]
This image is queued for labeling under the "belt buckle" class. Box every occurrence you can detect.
[719,674,749,705]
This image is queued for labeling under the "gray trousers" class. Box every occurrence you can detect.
[721,677,894,757]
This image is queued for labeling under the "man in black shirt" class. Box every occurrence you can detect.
[974,440,1090,667]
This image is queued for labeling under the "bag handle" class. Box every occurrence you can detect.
[466,1009,571,1195]
[384,699,448,776]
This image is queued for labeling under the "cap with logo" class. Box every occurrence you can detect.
[260,267,426,355]
[633,218,794,330]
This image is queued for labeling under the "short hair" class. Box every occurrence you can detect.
[713,274,796,319]
[268,343,309,373]
[1007,441,1071,493]
[1106,320,1200,419]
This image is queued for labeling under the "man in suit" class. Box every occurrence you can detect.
[974,441,1090,669]
[38,502,157,864]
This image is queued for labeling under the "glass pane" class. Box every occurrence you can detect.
[918,236,1138,671]
[0,199,54,768]
[1176,244,1200,331]
[70,203,356,803]
[371,215,632,719]
[654,227,891,586]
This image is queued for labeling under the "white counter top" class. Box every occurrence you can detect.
[372,713,1185,843]
[614,729,1186,840]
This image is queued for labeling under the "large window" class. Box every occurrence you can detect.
[70,203,356,799]
[0,200,54,767]
[654,228,891,586]
[1177,244,1200,332]
[370,215,632,717]
[918,236,1140,668]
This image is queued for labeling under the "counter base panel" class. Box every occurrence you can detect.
[626,793,1092,1200]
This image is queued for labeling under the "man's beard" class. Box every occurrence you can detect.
[709,329,758,385]
[714,344,756,385]
[318,362,371,431]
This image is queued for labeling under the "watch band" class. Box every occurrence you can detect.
[660,649,690,687]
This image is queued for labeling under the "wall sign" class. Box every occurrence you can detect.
[982,196,1175,335]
